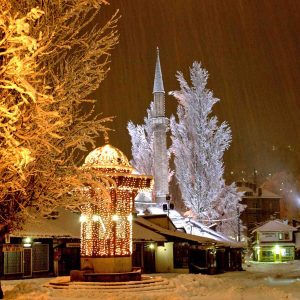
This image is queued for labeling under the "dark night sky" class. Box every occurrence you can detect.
[95,0,300,182]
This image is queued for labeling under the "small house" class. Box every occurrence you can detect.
[252,220,297,262]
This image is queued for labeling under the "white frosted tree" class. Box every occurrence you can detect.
[170,62,243,238]
[127,102,154,175]
[128,102,173,179]
[215,183,244,239]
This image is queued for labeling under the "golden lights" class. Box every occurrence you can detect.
[80,143,153,259]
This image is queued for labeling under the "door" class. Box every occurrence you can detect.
[143,245,156,273]
[23,248,32,277]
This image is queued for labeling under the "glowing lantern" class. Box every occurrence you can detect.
[80,142,153,273]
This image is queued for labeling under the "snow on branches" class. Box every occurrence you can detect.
[127,101,173,182]
[170,62,244,238]
[0,0,118,233]
[127,102,154,175]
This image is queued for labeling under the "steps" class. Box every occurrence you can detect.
[45,275,176,293]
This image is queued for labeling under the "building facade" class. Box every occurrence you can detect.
[238,181,281,234]
[0,210,244,279]
[252,220,296,262]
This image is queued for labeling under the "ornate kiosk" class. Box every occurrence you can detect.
[74,141,152,282]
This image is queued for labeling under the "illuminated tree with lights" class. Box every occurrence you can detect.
[170,62,243,237]
[0,0,118,236]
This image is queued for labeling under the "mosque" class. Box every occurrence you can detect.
[0,51,244,281]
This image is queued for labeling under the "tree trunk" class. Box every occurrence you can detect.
[0,230,6,299]
[0,281,3,299]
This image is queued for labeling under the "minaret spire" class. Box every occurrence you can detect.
[153,47,165,94]
[151,48,169,204]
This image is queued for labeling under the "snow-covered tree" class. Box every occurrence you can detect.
[128,102,173,182]
[127,102,154,175]
[0,0,118,235]
[215,183,244,239]
[170,62,243,237]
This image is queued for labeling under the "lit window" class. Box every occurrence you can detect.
[281,248,286,256]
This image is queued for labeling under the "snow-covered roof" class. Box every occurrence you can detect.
[237,186,281,199]
[144,207,244,248]
[145,207,182,219]
[237,186,253,193]
[259,189,281,198]
[146,207,166,215]
[11,207,243,248]
[11,208,81,239]
[252,220,297,233]
[189,219,234,243]
[11,209,167,243]
[135,216,218,245]
[133,219,167,242]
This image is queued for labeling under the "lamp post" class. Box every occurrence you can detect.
[237,207,241,242]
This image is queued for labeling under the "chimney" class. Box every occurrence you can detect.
[253,183,257,193]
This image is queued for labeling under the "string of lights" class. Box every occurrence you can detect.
[80,143,153,258]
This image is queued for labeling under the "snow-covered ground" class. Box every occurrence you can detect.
[2,261,300,300]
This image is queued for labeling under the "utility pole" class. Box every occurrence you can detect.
[237,206,241,242]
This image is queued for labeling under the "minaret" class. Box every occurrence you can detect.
[152,48,169,204]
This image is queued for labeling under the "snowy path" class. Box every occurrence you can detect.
[2,261,300,300]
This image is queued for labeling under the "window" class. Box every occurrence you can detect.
[32,244,49,272]
[260,249,274,261]
[4,251,23,274]
[279,232,290,240]
[261,250,273,257]
[173,242,189,268]
[284,247,293,257]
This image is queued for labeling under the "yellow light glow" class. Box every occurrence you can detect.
[274,245,280,255]
[80,215,87,222]
[24,237,31,243]
[149,243,155,249]
[112,214,119,222]
[80,143,153,259]
[92,215,100,222]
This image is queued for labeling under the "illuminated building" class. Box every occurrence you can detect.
[80,141,153,273]
[252,220,297,262]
